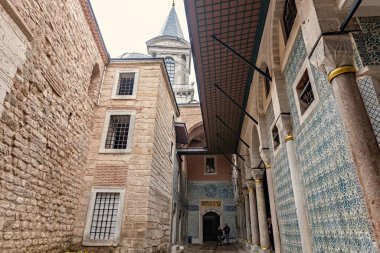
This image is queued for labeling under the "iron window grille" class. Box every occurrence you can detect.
[165,57,175,85]
[105,115,131,149]
[296,71,315,114]
[117,73,135,96]
[90,192,120,240]
[283,0,297,38]
[272,125,280,150]
[264,67,271,97]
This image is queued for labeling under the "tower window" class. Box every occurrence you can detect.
[165,57,175,85]
[264,67,271,97]
[112,69,139,99]
[283,0,297,39]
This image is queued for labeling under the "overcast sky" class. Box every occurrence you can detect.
[90,0,198,91]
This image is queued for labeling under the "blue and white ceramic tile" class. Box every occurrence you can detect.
[187,181,237,238]
[353,17,380,65]
[283,31,377,252]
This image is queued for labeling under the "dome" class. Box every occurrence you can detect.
[119,52,152,59]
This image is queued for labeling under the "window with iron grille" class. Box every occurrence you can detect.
[165,57,175,85]
[105,115,131,149]
[264,67,271,97]
[296,71,315,115]
[272,125,280,150]
[283,0,297,39]
[90,192,120,240]
[117,73,135,95]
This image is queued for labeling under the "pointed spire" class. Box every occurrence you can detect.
[159,3,184,39]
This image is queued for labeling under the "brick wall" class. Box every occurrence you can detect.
[0,0,105,252]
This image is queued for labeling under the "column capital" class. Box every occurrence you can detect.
[245,179,255,191]
[251,168,264,181]
[310,34,355,78]
[259,148,270,166]
[277,113,293,141]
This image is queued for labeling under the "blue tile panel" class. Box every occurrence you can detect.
[284,31,377,252]
[357,77,380,145]
[187,181,237,238]
[272,146,303,253]
[353,17,380,66]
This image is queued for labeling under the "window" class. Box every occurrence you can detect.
[165,57,175,85]
[283,0,297,38]
[99,111,136,153]
[83,187,126,246]
[264,67,271,97]
[111,69,139,99]
[296,70,315,115]
[272,125,280,150]
[292,63,319,124]
[205,156,216,175]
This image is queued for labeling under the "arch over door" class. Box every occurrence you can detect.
[202,212,220,242]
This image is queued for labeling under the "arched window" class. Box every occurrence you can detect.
[165,57,175,85]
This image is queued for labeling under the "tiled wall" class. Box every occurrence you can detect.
[353,17,380,146]
[187,181,236,239]
[283,31,377,252]
[266,102,303,253]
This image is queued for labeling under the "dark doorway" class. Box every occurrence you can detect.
[203,212,220,242]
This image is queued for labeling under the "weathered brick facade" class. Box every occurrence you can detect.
[0,0,106,252]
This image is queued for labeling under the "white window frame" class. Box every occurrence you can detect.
[292,61,319,125]
[99,110,136,153]
[82,187,126,247]
[111,69,139,99]
[204,156,217,175]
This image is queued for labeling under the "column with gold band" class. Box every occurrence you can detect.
[246,180,260,250]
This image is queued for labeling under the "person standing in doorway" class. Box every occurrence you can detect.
[217,226,224,245]
[223,223,230,245]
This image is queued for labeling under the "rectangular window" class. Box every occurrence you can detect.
[83,187,125,246]
[117,73,135,95]
[105,115,130,149]
[90,192,120,240]
[205,157,216,175]
[296,71,315,115]
[283,0,297,38]
[112,69,139,99]
[99,111,136,153]
[272,125,280,150]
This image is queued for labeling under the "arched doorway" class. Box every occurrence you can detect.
[202,212,220,242]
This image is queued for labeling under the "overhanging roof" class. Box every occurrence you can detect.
[174,122,189,144]
[184,0,269,154]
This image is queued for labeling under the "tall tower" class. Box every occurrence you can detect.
[146,2,194,104]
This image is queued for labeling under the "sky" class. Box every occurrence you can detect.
[90,0,198,94]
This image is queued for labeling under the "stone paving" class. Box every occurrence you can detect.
[182,242,249,253]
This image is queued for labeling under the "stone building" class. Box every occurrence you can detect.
[146,2,195,104]
[1,0,380,253]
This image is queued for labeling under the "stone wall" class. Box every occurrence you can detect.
[71,60,178,253]
[0,0,105,252]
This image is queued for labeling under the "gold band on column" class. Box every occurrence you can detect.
[328,65,355,82]
[264,164,272,169]
[255,179,262,183]
[284,135,294,142]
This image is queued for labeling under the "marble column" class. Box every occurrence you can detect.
[246,179,260,250]
[311,34,380,247]
[243,187,251,245]
[236,200,244,242]
[252,169,270,252]
[277,116,313,253]
[260,149,282,253]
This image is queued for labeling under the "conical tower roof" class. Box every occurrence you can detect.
[159,2,184,39]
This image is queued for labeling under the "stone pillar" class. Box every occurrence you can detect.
[243,187,251,245]
[277,115,313,253]
[252,169,270,252]
[260,149,282,253]
[236,199,243,241]
[311,34,380,248]
[246,180,260,251]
